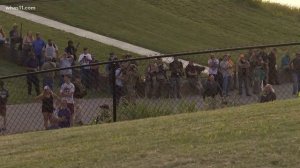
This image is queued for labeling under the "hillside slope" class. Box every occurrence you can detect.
[0,99,299,168]
[14,0,300,53]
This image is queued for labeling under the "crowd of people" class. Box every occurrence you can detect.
[3,23,300,132]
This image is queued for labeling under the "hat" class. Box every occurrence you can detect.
[44,86,50,90]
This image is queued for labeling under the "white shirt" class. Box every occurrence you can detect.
[43,43,58,59]
[208,58,219,75]
[78,53,92,62]
[60,82,75,104]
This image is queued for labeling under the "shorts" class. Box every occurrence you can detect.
[67,103,74,115]
[0,105,6,117]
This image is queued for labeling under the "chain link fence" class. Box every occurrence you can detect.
[0,42,300,135]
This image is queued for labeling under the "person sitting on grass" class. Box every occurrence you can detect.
[48,100,71,129]
[260,84,276,103]
[35,86,60,130]
[0,81,9,132]
[202,75,222,100]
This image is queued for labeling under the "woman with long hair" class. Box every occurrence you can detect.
[35,86,60,129]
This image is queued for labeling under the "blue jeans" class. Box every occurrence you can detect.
[292,72,300,94]
[222,76,231,96]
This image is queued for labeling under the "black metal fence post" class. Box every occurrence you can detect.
[112,62,117,122]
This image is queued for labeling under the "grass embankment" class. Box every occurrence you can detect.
[0,11,140,104]
[0,99,299,168]
[13,0,300,54]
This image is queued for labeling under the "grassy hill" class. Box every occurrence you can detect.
[0,99,299,167]
[10,0,300,54]
[0,11,137,72]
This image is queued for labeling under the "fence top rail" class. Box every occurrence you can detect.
[1,41,300,80]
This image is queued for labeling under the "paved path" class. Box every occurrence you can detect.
[0,83,295,135]
[0,5,208,72]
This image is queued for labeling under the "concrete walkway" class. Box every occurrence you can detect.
[0,5,208,71]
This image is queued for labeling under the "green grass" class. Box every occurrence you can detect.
[0,11,137,65]
[0,11,141,103]
[12,0,300,53]
[0,99,299,167]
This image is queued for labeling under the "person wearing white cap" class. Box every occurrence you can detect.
[35,86,59,129]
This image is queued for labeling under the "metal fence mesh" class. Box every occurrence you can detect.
[0,43,299,135]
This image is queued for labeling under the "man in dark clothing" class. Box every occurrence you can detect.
[258,48,269,85]
[169,57,184,99]
[155,58,168,98]
[185,61,203,94]
[9,24,20,62]
[26,52,40,96]
[237,54,251,96]
[290,52,300,95]
[106,53,118,93]
[268,48,279,85]
[65,40,78,62]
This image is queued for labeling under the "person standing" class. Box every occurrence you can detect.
[0,81,9,131]
[219,54,233,96]
[156,58,168,98]
[73,76,87,125]
[145,59,158,98]
[9,23,20,62]
[115,64,124,105]
[124,63,139,104]
[90,56,100,90]
[60,75,75,126]
[32,32,46,68]
[281,51,290,72]
[26,52,40,96]
[59,52,74,85]
[290,52,300,95]
[208,54,219,78]
[237,54,251,96]
[185,61,203,95]
[65,40,78,61]
[169,57,184,99]
[78,48,92,89]
[106,53,118,93]
[268,48,279,85]
[35,86,59,129]
[22,31,34,65]
[41,57,56,89]
[43,39,58,62]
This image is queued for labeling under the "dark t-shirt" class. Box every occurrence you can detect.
[0,89,9,105]
[169,61,183,77]
[26,58,39,69]
[292,57,300,72]
[58,108,71,128]
[185,64,197,78]
[65,46,77,60]
[268,52,276,67]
